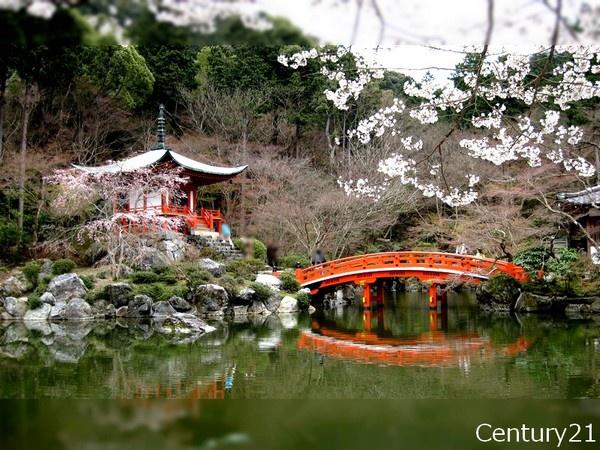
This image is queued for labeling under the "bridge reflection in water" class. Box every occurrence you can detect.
[298,307,530,369]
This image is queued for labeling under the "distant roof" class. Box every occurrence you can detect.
[557,185,600,206]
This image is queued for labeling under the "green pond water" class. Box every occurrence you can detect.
[1,291,599,400]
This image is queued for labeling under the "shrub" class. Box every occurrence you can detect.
[253,239,267,262]
[79,274,95,290]
[249,282,272,303]
[279,253,310,269]
[52,258,76,275]
[151,265,178,283]
[22,261,41,288]
[295,291,311,311]
[134,282,176,302]
[226,258,265,280]
[129,271,160,284]
[27,293,42,310]
[85,286,109,304]
[218,273,243,297]
[547,248,579,275]
[184,268,214,299]
[514,247,553,273]
[280,271,300,292]
[233,238,244,252]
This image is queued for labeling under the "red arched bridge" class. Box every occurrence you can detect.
[293,251,528,309]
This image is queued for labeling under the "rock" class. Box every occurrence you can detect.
[277,295,299,313]
[63,298,93,320]
[5,297,28,318]
[197,284,229,316]
[514,292,555,313]
[136,248,170,270]
[38,259,53,282]
[91,300,116,319]
[106,283,134,307]
[48,273,87,303]
[23,303,51,321]
[127,295,153,318]
[198,258,225,276]
[40,292,56,305]
[152,300,177,317]
[231,305,248,316]
[233,288,255,306]
[168,296,192,312]
[264,291,282,312]
[160,236,187,262]
[308,305,316,314]
[591,299,600,313]
[255,273,282,290]
[2,276,27,296]
[247,301,269,316]
[476,275,521,311]
[115,306,129,318]
[49,303,67,321]
[155,312,216,335]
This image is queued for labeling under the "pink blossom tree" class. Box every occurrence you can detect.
[45,166,189,278]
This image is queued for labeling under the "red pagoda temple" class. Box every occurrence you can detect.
[73,105,247,235]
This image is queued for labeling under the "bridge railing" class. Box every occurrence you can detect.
[295,251,528,286]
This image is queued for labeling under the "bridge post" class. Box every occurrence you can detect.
[428,284,438,310]
[440,288,448,309]
[361,282,373,309]
[375,282,384,307]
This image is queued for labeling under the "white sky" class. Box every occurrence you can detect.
[250,0,597,83]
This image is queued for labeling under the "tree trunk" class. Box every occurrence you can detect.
[18,81,33,237]
[0,70,6,162]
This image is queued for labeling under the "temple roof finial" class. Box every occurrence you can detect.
[156,104,167,150]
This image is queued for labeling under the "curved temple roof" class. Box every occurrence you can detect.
[557,185,600,206]
[73,149,247,179]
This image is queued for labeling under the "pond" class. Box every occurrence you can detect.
[1,291,599,400]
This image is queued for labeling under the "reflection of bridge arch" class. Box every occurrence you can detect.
[294,252,528,308]
[298,315,530,368]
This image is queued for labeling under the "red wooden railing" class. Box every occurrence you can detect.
[114,204,224,233]
[295,251,528,292]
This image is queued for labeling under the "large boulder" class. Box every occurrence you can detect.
[168,296,192,312]
[255,273,282,290]
[155,313,216,335]
[247,300,269,316]
[106,283,134,307]
[48,273,87,303]
[277,295,299,313]
[196,284,229,316]
[1,276,27,297]
[5,297,28,318]
[475,275,521,311]
[232,288,255,306]
[591,298,600,313]
[23,303,52,321]
[127,295,153,318]
[40,292,56,305]
[160,236,187,262]
[198,258,225,276]
[91,300,116,319]
[51,298,92,320]
[152,300,177,317]
[264,291,283,312]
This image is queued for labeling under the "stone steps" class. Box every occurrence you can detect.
[188,235,243,259]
